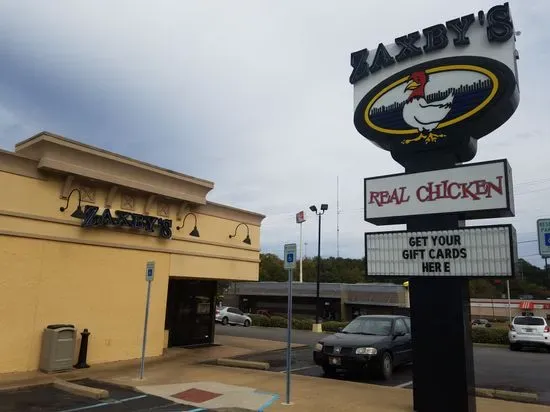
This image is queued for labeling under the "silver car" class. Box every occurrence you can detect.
[215,306,252,327]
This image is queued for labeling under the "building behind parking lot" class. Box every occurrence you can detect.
[223,281,410,321]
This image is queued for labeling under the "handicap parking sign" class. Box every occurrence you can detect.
[283,243,297,270]
[545,233,550,246]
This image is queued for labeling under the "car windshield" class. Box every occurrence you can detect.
[514,317,545,326]
[342,317,393,336]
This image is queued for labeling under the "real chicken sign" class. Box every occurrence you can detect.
[350,2,519,164]
[365,159,514,225]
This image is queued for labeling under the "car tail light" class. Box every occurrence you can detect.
[544,325,550,333]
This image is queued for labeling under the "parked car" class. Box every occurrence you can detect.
[256,309,271,318]
[508,315,550,351]
[313,315,412,380]
[471,319,492,328]
[215,306,252,327]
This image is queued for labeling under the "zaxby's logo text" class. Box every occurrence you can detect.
[81,205,172,239]
[350,2,519,159]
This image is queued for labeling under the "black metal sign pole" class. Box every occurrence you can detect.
[402,151,476,412]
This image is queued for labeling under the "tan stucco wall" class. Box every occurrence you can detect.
[0,134,263,373]
[0,235,170,373]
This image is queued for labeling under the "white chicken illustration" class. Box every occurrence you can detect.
[401,71,454,144]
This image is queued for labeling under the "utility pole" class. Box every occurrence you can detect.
[304,242,308,259]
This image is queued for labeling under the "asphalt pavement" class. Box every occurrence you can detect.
[0,379,198,412]
[216,324,550,405]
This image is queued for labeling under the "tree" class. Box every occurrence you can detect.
[469,279,499,298]
[259,253,286,281]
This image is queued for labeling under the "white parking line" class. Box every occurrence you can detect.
[395,380,413,388]
[280,366,318,373]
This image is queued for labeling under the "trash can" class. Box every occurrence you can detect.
[39,324,76,373]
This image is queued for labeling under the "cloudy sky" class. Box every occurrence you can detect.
[0,1,548,267]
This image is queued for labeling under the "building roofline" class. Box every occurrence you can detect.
[15,131,214,188]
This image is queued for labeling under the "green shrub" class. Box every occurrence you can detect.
[250,314,508,345]
[322,321,349,332]
[471,327,509,345]
[292,318,313,330]
[269,316,288,328]
[249,314,272,327]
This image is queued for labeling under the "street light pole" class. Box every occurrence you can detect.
[316,212,322,324]
[310,204,328,331]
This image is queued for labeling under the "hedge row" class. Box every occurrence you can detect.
[470,327,509,345]
[248,314,347,331]
[248,315,510,345]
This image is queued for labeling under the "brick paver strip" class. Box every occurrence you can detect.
[172,388,222,403]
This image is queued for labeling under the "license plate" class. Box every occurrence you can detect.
[525,328,534,333]
[329,357,341,365]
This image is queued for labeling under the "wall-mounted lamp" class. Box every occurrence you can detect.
[176,212,200,237]
[60,188,85,219]
[229,222,251,245]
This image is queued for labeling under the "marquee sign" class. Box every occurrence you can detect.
[350,2,519,164]
[365,159,514,225]
[365,225,517,277]
[80,205,173,239]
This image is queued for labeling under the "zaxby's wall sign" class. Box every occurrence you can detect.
[80,205,173,239]
[350,2,519,163]
[365,159,514,225]
[365,225,517,277]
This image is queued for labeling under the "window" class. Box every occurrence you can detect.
[514,317,545,326]
[394,319,407,335]
[342,317,393,336]
[403,318,411,332]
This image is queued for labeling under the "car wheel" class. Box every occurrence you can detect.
[322,365,337,377]
[379,352,393,380]
[509,343,521,351]
[244,320,251,327]
[221,317,229,326]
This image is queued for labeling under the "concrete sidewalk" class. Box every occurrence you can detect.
[102,362,550,412]
[1,335,548,411]
[0,334,296,391]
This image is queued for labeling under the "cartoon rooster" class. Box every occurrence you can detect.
[401,71,454,144]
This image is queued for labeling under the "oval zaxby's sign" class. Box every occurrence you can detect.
[350,3,520,162]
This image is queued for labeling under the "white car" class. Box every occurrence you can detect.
[508,315,550,351]
[215,306,252,327]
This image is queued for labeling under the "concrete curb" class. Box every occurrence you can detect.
[53,379,109,400]
[475,387,539,403]
[473,343,508,348]
[216,358,270,370]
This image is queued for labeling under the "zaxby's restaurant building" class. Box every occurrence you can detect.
[0,131,264,374]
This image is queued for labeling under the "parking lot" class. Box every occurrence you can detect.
[0,379,199,412]
[216,325,550,404]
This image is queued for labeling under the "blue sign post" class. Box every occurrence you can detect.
[140,261,155,379]
[282,243,296,406]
